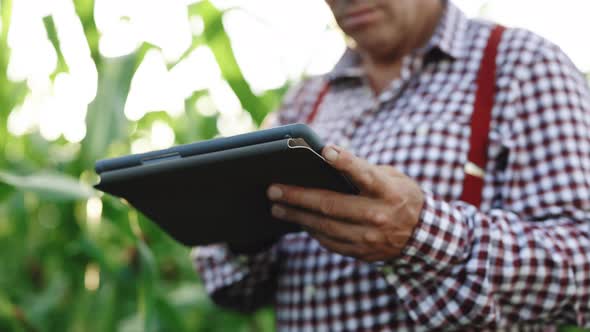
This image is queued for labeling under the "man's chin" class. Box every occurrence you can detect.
[352,35,397,57]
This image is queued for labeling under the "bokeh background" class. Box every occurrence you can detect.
[1,0,589,331]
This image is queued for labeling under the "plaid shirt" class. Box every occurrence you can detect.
[194,2,590,331]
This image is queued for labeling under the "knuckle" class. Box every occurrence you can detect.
[363,230,380,245]
[385,187,404,203]
[319,197,336,216]
[388,200,405,217]
[338,150,354,165]
[365,208,384,225]
[361,168,377,187]
[340,152,359,173]
[315,218,332,235]
[364,208,376,222]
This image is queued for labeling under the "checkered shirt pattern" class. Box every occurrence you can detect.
[193,2,590,331]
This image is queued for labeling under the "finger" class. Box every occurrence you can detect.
[271,204,367,244]
[268,185,392,226]
[322,145,393,197]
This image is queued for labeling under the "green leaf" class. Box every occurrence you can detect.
[118,312,143,332]
[25,274,67,324]
[80,55,136,168]
[154,295,187,332]
[0,170,95,201]
[0,292,15,321]
[137,240,157,278]
[558,326,590,332]
[166,283,208,308]
[72,0,101,66]
[252,307,275,332]
[43,15,69,79]
[0,0,28,166]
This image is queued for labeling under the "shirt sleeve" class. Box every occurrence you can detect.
[382,35,590,329]
[192,78,316,312]
[192,244,281,312]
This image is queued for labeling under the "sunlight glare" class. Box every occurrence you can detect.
[5,0,590,148]
[7,0,57,82]
[220,0,342,92]
[131,137,152,154]
[7,98,37,136]
[133,0,192,62]
[125,50,170,121]
[95,0,191,61]
[208,79,242,117]
[52,0,98,104]
[190,15,204,36]
[86,197,103,228]
[305,28,347,76]
[84,263,100,291]
[53,73,89,143]
[483,0,590,71]
[150,121,176,150]
[217,111,256,137]
[195,95,218,117]
[168,46,222,99]
[95,0,141,57]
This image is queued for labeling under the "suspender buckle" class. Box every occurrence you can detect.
[464,161,485,178]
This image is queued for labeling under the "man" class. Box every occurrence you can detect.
[194,0,590,330]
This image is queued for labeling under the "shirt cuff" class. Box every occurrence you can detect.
[375,191,476,323]
[398,190,472,270]
[379,190,474,285]
[192,244,248,294]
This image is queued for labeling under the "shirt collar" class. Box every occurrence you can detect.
[328,1,469,82]
[422,1,469,60]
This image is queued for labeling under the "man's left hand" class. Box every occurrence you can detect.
[267,145,425,262]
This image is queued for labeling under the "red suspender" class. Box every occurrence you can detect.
[304,81,331,124]
[306,25,505,208]
[459,25,505,207]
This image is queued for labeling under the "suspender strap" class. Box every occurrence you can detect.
[305,25,505,208]
[459,25,505,207]
[304,80,331,124]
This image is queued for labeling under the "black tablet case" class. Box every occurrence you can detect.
[95,135,358,250]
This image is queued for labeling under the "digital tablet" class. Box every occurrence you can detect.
[95,123,358,251]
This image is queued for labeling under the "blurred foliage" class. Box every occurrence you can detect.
[0,0,284,331]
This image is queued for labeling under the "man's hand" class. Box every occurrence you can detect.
[267,145,425,262]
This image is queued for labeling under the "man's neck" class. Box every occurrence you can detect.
[360,56,403,95]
